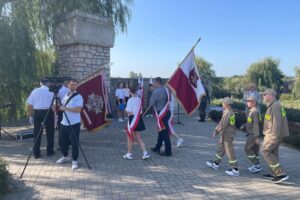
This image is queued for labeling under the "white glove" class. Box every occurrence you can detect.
[29,117,34,125]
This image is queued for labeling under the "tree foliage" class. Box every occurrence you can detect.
[244,57,284,92]
[223,76,245,98]
[292,67,300,99]
[195,56,216,81]
[128,71,142,79]
[0,0,133,120]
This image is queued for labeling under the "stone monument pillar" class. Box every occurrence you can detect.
[53,10,114,88]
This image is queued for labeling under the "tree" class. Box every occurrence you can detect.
[195,56,216,81]
[244,57,284,92]
[128,71,142,79]
[223,76,245,98]
[292,67,300,99]
[0,0,133,120]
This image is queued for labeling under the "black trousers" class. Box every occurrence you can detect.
[57,111,63,129]
[33,109,54,157]
[59,123,81,161]
[154,110,172,155]
[199,101,208,121]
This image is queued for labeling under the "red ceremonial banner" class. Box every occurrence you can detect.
[77,72,111,132]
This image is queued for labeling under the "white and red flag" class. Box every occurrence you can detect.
[138,76,144,106]
[77,71,112,132]
[167,49,205,115]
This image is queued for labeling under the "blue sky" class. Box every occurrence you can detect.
[111,0,300,78]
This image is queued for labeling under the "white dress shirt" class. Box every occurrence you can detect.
[27,85,54,109]
[58,85,70,102]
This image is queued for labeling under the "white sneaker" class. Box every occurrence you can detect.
[248,164,262,173]
[225,169,240,176]
[56,156,69,164]
[123,153,133,160]
[72,161,78,170]
[118,118,124,122]
[176,138,184,147]
[206,160,219,170]
[142,153,150,160]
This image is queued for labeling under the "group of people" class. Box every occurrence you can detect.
[27,78,291,184]
[122,77,184,160]
[27,78,83,170]
[206,83,290,184]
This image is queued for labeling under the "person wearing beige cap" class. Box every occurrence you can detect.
[241,96,262,173]
[261,88,290,183]
[243,83,262,113]
[206,97,239,176]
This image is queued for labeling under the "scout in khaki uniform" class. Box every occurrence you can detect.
[242,96,262,173]
[262,89,289,183]
[206,97,239,176]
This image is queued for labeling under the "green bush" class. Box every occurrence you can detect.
[232,101,246,111]
[234,111,247,128]
[208,110,223,122]
[280,94,294,101]
[0,158,9,194]
[208,110,246,129]
[283,135,300,149]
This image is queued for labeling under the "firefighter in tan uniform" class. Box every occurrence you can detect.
[206,97,239,176]
[241,96,262,173]
[262,89,289,183]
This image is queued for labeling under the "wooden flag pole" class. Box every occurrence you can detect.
[176,37,201,68]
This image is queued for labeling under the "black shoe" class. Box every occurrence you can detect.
[47,151,55,157]
[151,147,160,154]
[263,173,275,179]
[34,154,41,159]
[159,152,172,157]
[272,175,289,184]
[198,119,205,122]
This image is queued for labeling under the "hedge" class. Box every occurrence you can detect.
[211,99,300,123]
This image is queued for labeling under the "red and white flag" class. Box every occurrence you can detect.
[167,49,205,115]
[77,71,111,132]
[138,76,144,106]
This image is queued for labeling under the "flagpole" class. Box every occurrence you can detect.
[177,37,201,68]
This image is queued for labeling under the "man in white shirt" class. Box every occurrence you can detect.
[27,78,55,159]
[56,79,83,170]
[57,77,71,129]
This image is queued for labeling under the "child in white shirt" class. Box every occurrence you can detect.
[123,86,149,160]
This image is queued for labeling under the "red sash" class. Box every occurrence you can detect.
[154,87,171,132]
[125,98,142,141]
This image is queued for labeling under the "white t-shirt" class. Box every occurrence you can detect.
[61,92,83,126]
[122,88,130,98]
[115,88,125,100]
[126,96,141,115]
[27,85,54,109]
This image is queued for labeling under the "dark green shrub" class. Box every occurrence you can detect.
[232,101,246,111]
[282,135,300,149]
[234,111,247,128]
[208,110,222,122]
[0,158,9,194]
[208,110,246,129]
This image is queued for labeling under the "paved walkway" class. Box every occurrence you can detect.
[0,116,299,200]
